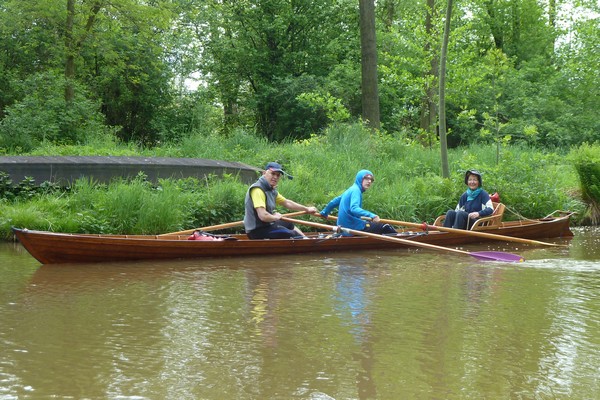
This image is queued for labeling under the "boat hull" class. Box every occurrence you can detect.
[12,214,574,264]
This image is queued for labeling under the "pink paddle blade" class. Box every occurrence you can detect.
[471,251,525,262]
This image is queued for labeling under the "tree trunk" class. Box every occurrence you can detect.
[65,0,102,104]
[548,0,557,52]
[485,0,504,50]
[438,0,453,178]
[65,0,75,103]
[359,0,380,129]
[419,0,438,147]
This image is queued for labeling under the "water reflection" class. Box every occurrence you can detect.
[535,257,600,396]
[569,226,600,260]
[0,229,599,399]
[335,259,370,343]
[245,268,286,348]
[333,257,376,399]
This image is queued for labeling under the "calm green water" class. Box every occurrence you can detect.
[1,228,598,399]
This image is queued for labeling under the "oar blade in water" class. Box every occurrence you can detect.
[471,251,524,262]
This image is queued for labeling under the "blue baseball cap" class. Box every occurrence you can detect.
[266,162,293,179]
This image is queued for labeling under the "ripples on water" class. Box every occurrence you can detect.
[0,228,599,399]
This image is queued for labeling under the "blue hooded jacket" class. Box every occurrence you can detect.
[320,169,377,231]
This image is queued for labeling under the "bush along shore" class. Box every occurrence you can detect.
[0,124,596,240]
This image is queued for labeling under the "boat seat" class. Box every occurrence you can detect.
[433,202,505,230]
[470,202,505,230]
[433,214,445,227]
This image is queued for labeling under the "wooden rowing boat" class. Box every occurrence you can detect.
[11,211,574,264]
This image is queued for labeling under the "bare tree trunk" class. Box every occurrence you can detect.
[65,0,75,103]
[438,0,453,178]
[419,0,438,147]
[359,0,380,129]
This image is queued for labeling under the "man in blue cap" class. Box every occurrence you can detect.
[244,162,318,239]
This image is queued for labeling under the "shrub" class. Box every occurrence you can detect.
[0,71,111,151]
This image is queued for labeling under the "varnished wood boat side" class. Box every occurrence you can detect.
[11,213,574,264]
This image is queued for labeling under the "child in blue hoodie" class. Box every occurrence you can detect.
[320,169,396,235]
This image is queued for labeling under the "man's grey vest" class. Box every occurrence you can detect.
[243,176,278,233]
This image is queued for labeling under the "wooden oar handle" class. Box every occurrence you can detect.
[281,217,340,232]
[281,216,470,255]
[283,216,524,262]
[359,216,563,248]
[161,210,308,236]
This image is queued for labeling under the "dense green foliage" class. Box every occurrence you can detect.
[0,1,597,237]
[0,124,587,239]
[0,0,598,148]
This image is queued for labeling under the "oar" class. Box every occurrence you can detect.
[360,217,563,247]
[282,217,524,263]
[160,210,308,236]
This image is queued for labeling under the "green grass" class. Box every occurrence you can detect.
[0,123,590,238]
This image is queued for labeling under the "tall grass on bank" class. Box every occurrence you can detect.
[0,123,589,239]
[570,143,600,225]
[266,124,584,223]
[1,174,246,239]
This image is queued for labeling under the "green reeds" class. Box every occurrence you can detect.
[570,144,600,225]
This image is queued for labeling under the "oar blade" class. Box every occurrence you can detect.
[471,251,524,263]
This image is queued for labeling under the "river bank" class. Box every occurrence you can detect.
[1,126,593,239]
